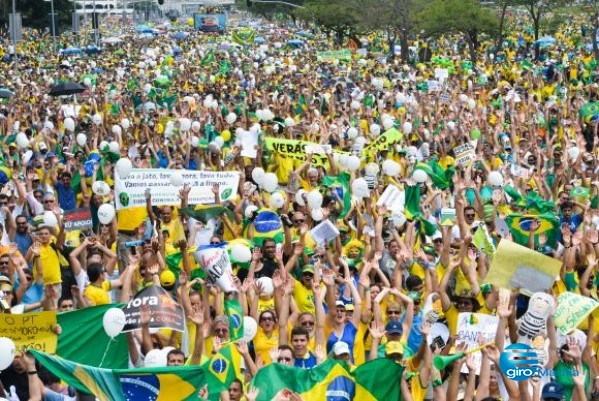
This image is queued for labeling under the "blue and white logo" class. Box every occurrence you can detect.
[499,343,541,381]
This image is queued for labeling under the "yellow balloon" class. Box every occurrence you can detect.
[157,123,164,134]
[187,18,194,27]
[221,129,231,142]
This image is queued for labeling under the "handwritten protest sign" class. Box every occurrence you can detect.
[554,292,599,335]
[0,311,57,353]
[316,49,352,62]
[64,208,93,232]
[376,184,404,212]
[453,143,475,167]
[486,240,562,296]
[114,169,239,210]
[457,313,499,374]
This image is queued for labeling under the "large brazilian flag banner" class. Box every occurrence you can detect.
[251,358,403,401]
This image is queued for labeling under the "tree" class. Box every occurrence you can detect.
[417,0,499,62]
[581,0,599,60]
[305,0,360,43]
[511,0,563,59]
[355,0,423,62]
[0,0,73,33]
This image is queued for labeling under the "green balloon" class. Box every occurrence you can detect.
[471,128,481,140]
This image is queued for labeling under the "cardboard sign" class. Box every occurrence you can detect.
[441,208,456,226]
[0,311,58,353]
[64,208,93,232]
[554,292,599,335]
[122,285,185,332]
[457,313,499,374]
[376,184,404,212]
[453,143,475,167]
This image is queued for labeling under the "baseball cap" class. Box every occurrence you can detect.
[0,276,11,284]
[385,341,404,356]
[160,270,176,287]
[541,382,564,400]
[385,320,403,335]
[332,341,350,356]
[344,304,355,311]
[335,300,345,308]
[302,265,315,275]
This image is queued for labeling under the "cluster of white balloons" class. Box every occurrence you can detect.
[0,337,16,370]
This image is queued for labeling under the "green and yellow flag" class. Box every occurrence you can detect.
[413,160,455,190]
[504,213,560,246]
[232,28,255,45]
[251,358,403,401]
[200,50,216,67]
[31,351,228,401]
[322,172,351,218]
[180,205,234,224]
[224,298,244,341]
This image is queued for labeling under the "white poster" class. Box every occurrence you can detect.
[457,312,499,374]
[453,143,476,167]
[240,130,259,158]
[376,184,404,212]
[114,169,239,210]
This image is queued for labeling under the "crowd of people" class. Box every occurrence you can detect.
[0,7,598,401]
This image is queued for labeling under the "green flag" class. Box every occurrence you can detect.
[179,205,234,224]
[200,50,216,67]
[322,172,351,218]
[56,304,128,369]
[505,213,560,246]
[524,191,555,215]
[224,298,244,341]
[413,160,455,189]
[251,358,402,401]
[472,224,496,260]
[231,28,255,45]
[32,350,224,401]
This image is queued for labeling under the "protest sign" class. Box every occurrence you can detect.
[0,311,57,353]
[457,313,499,374]
[122,285,185,332]
[363,128,403,157]
[310,220,340,246]
[486,240,562,296]
[63,208,93,232]
[453,143,475,167]
[440,208,456,226]
[114,169,239,210]
[240,130,259,158]
[264,137,345,167]
[316,49,352,62]
[554,292,599,335]
[194,243,235,293]
[376,184,404,212]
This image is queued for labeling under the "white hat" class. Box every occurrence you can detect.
[332,342,350,356]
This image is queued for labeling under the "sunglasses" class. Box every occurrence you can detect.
[465,213,475,218]
[0,203,7,207]
[215,328,229,334]
[387,310,401,315]
[44,200,55,204]
[0,262,9,266]
[210,241,221,245]
[293,219,305,224]
[302,273,314,278]
[301,321,315,326]
[260,316,274,322]
[277,357,292,362]
[61,303,74,308]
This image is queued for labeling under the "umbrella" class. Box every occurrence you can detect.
[85,45,102,54]
[0,88,15,98]
[534,36,556,47]
[102,36,122,45]
[61,47,83,55]
[296,31,315,39]
[136,25,155,34]
[48,82,86,97]
[287,39,305,47]
[255,36,266,44]
[172,32,187,40]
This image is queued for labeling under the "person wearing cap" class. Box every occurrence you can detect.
[83,257,138,306]
[330,341,356,370]
[541,382,565,401]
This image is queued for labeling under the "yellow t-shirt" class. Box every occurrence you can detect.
[117,207,148,231]
[444,299,492,335]
[84,281,111,306]
[293,279,316,315]
[271,153,294,185]
[257,297,276,314]
[254,326,280,365]
[163,218,186,244]
[38,241,62,285]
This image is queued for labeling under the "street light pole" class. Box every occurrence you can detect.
[11,0,16,60]
[44,0,57,51]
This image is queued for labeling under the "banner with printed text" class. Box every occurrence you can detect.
[453,143,475,167]
[264,137,347,167]
[0,311,58,353]
[64,208,93,232]
[114,169,239,210]
[363,128,403,157]
[554,292,599,335]
[316,49,352,62]
[122,285,185,332]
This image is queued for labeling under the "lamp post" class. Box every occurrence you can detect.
[44,0,57,51]
[11,0,16,59]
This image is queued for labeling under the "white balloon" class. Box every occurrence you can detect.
[365,163,379,176]
[459,94,469,102]
[347,127,358,139]
[252,167,265,185]
[412,169,429,183]
[99,141,109,151]
[43,211,58,228]
[351,178,369,198]
[396,93,407,104]
[225,112,237,125]
[487,171,504,186]
[115,158,133,179]
[191,121,201,133]
[121,118,130,130]
[109,141,120,153]
[92,181,111,196]
[102,307,126,338]
[214,136,225,148]
[370,124,381,136]
[170,172,184,186]
[16,132,29,148]
[256,277,274,297]
[285,117,295,127]
[191,136,200,147]
[111,125,122,136]
[269,192,285,209]
[382,160,401,176]
[76,133,87,147]
[307,190,323,208]
[262,173,279,193]
[382,118,394,130]
[231,244,252,263]
[311,208,324,221]
[0,337,16,370]
[345,155,361,172]
[179,118,191,132]
[467,98,476,110]
[568,146,580,160]
[92,113,103,126]
[97,204,116,225]
[64,117,75,132]
[295,189,307,206]
[355,136,367,148]
[242,316,258,343]
[350,100,360,110]
[144,349,167,367]
[403,121,413,134]
[245,205,259,219]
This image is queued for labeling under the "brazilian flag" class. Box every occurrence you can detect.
[180,205,234,224]
[231,28,255,46]
[31,350,230,401]
[322,172,351,218]
[504,213,560,246]
[251,358,402,401]
[245,210,284,246]
[224,298,244,341]
[200,50,216,67]
[404,184,437,236]
[579,102,599,124]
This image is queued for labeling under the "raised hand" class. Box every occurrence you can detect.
[369,321,386,341]
[245,387,260,401]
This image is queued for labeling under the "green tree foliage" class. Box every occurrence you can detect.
[305,0,360,43]
[0,0,75,33]
[417,0,499,62]
[510,0,563,59]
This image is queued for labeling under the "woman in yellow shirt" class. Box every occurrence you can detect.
[252,310,280,365]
